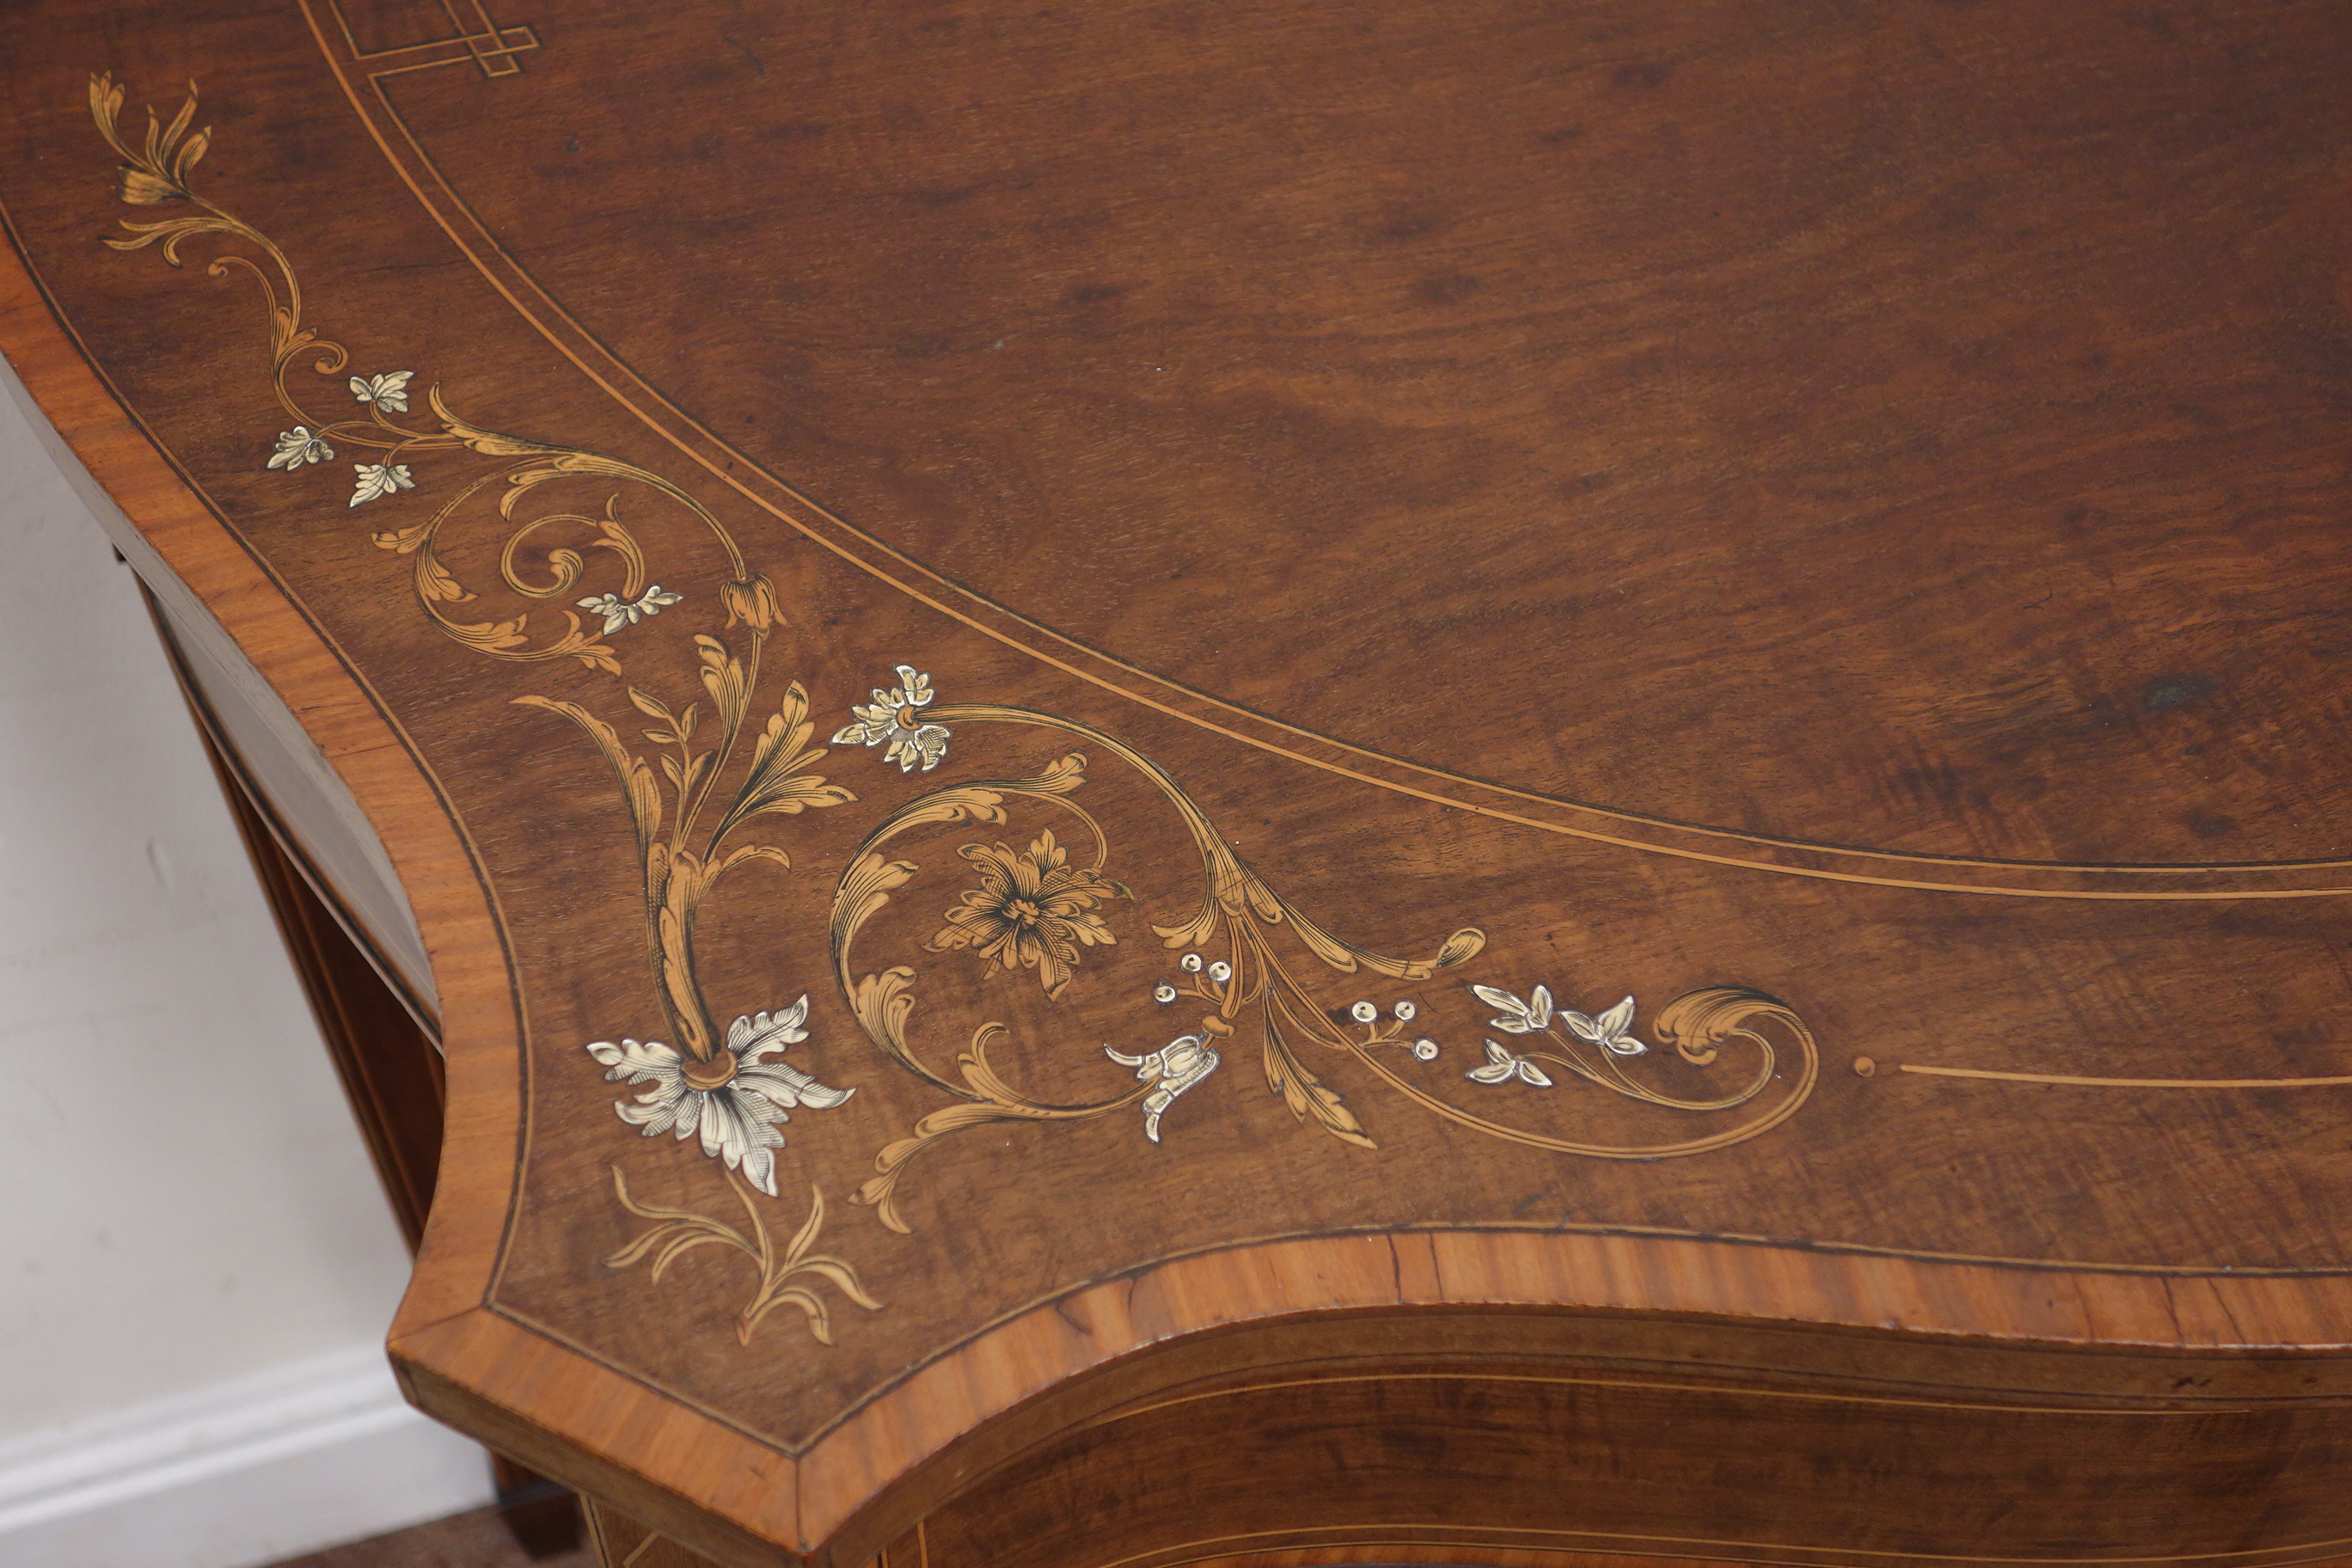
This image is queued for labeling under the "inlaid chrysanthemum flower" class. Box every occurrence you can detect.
[585,997,851,1197]
[832,664,950,773]
[577,585,683,635]
[926,828,1118,998]
[349,462,415,507]
[348,371,413,413]
[266,426,333,471]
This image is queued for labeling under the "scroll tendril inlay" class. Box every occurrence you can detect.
[89,73,873,1344]
[827,677,1820,1234]
[89,73,1821,1294]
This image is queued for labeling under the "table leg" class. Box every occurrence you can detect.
[148,588,585,1559]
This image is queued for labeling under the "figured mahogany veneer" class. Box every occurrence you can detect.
[5,3,2352,1565]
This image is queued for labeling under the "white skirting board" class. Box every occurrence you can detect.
[0,1343,496,1568]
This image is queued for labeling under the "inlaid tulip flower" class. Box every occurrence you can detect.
[1104,1033,1222,1142]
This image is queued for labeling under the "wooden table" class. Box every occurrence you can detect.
[7,4,2352,1564]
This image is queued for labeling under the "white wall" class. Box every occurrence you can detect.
[0,370,492,1565]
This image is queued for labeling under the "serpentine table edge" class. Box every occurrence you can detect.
[14,229,2352,1563]
[11,10,2352,1564]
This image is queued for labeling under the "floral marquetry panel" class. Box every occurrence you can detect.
[8,4,2352,1566]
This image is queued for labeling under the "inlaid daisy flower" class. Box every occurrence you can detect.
[833,664,951,773]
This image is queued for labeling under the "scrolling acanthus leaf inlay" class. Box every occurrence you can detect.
[89,73,879,1345]
[824,668,1822,1234]
[89,73,1828,1314]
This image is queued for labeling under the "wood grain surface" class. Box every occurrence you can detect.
[4,3,2352,1564]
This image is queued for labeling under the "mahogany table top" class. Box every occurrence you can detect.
[4,3,2352,1563]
